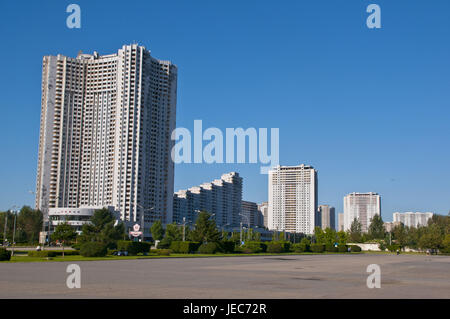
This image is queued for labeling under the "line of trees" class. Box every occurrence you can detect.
[0,206,43,244]
[345,213,450,253]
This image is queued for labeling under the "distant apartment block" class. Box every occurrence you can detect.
[35,44,177,229]
[268,164,318,234]
[241,201,264,228]
[393,212,433,228]
[173,172,243,228]
[316,205,336,230]
[343,192,381,233]
[258,201,268,228]
[338,213,344,231]
[384,221,401,232]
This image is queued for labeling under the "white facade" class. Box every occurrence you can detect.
[35,44,177,227]
[258,201,268,228]
[48,206,118,234]
[317,205,335,230]
[343,192,381,233]
[268,164,318,234]
[173,172,243,228]
[393,212,433,228]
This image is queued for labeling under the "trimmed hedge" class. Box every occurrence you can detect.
[197,242,220,254]
[292,243,309,253]
[219,240,236,253]
[0,248,11,261]
[80,242,108,257]
[266,242,284,253]
[28,250,57,257]
[150,249,171,256]
[241,241,266,254]
[169,241,201,254]
[387,244,400,252]
[325,244,338,252]
[338,245,348,253]
[310,243,325,253]
[350,245,362,252]
[117,240,152,255]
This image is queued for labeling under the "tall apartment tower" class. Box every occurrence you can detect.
[343,192,381,233]
[268,164,318,234]
[173,172,243,228]
[241,201,264,228]
[35,44,177,226]
[393,212,433,228]
[317,205,336,230]
[258,202,269,228]
[338,213,344,231]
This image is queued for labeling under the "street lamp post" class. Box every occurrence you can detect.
[11,208,18,257]
[239,213,250,245]
[3,214,7,246]
[136,204,154,242]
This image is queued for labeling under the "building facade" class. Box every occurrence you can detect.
[258,201,269,228]
[35,44,177,228]
[316,205,336,230]
[343,192,381,233]
[338,213,344,231]
[268,164,318,234]
[241,201,264,228]
[393,212,433,228]
[173,172,243,228]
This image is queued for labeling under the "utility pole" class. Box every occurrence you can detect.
[240,221,243,246]
[3,214,7,245]
[183,217,186,242]
[11,210,17,256]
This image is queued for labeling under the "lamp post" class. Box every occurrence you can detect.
[136,204,154,242]
[3,213,7,246]
[10,206,18,257]
[239,213,250,244]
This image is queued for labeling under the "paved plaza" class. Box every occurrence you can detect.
[0,254,449,298]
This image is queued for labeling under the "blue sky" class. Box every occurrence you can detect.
[0,0,449,221]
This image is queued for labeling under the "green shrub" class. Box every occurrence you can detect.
[0,248,11,261]
[169,241,201,253]
[28,250,57,258]
[386,244,400,252]
[292,243,309,253]
[266,242,284,253]
[219,240,236,253]
[350,245,362,252]
[150,249,171,256]
[80,242,108,257]
[197,242,220,254]
[50,250,80,256]
[117,240,151,255]
[378,242,387,251]
[241,241,265,254]
[325,244,338,252]
[310,243,325,253]
[338,245,348,253]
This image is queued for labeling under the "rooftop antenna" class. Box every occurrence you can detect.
[77,50,83,58]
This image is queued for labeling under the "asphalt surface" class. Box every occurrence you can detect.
[0,254,449,298]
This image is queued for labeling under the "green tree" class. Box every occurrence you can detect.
[368,214,385,240]
[150,220,164,241]
[78,208,125,248]
[17,206,43,244]
[51,222,77,257]
[323,227,337,245]
[418,224,443,252]
[253,231,261,241]
[349,218,363,243]
[190,211,220,243]
[392,223,408,248]
[314,226,325,244]
[337,231,348,245]
[159,223,182,248]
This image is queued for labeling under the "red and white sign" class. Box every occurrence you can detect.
[129,223,143,237]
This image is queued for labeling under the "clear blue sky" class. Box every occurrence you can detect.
[0,0,449,221]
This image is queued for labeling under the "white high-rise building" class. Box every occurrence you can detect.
[393,212,433,228]
[343,192,381,233]
[258,201,269,228]
[173,172,243,228]
[268,164,318,234]
[338,213,344,231]
[35,44,177,228]
[317,205,336,230]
